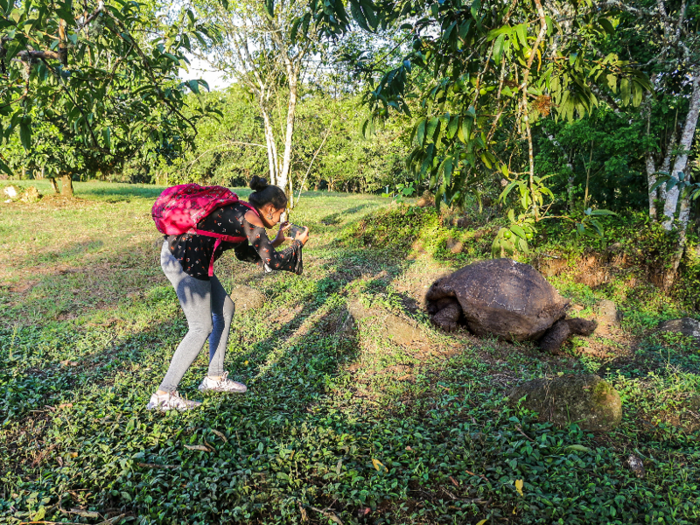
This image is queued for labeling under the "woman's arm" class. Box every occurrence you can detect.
[271,221,292,248]
[243,211,303,273]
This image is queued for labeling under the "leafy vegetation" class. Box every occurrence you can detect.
[1,183,699,524]
[0,0,218,194]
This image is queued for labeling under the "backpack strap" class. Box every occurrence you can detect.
[194,200,262,277]
[239,201,260,217]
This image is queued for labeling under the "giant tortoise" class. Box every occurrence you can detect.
[426,258,596,351]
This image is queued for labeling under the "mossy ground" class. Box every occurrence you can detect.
[1,181,699,524]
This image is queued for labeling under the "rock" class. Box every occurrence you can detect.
[20,186,41,203]
[455,216,471,229]
[445,238,464,254]
[3,185,19,199]
[426,258,570,343]
[688,395,700,411]
[627,455,645,478]
[507,374,622,431]
[229,285,266,312]
[656,318,700,342]
[596,299,619,328]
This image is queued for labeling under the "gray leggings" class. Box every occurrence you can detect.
[159,241,235,392]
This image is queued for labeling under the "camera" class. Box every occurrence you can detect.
[289,223,305,238]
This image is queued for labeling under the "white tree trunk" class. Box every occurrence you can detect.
[662,67,700,230]
[646,153,658,219]
[278,74,298,196]
[261,108,278,185]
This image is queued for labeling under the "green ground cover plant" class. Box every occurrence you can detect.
[1,182,699,524]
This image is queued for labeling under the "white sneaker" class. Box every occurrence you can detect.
[146,391,202,411]
[198,371,247,393]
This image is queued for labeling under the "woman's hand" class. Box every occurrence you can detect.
[272,221,292,248]
[295,226,310,246]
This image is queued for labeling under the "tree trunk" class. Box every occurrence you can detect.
[645,153,658,219]
[657,67,700,289]
[278,74,299,196]
[60,174,74,197]
[261,105,278,185]
[662,67,700,230]
[49,177,59,194]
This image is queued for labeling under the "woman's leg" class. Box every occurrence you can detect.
[158,242,214,393]
[207,274,235,377]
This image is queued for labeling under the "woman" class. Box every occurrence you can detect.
[147,176,309,411]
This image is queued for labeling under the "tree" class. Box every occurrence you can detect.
[156,87,269,186]
[578,0,700,287]
[299,1,665,252]
[0,0,216,195]
[191,0,325,199]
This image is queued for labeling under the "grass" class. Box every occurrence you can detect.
[1,180,699,525]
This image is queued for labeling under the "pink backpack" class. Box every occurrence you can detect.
[152,183,259,277]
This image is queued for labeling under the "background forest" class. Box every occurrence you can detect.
[2,0,697,230]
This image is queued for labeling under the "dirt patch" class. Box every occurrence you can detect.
[340,298,425,348]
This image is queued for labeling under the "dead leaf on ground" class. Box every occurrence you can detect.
[515,479,524,496]
[184,444,211,452]
[211,429,228,443]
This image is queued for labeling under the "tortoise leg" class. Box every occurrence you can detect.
[538,319,571,352]
[432,298,462,332]
[566,318,598,336]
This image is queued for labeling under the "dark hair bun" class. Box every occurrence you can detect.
[249,176,269,192]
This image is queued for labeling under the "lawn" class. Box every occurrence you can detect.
[1,181,699,525]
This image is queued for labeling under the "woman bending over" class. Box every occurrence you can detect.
[147,176,309,411]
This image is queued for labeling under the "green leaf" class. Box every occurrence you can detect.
[426,117,439,143]
[458,117,472,143]
[511,225,526,239]
[517,237,529,252]
[447,115,459,139]
[415,119,426,146]
[565,444,591,453]
[599,18,615,34]
[471,0,481,20]
[486,25,511,41]
[443,157,453,185]
[493,33,505,65]
[350,1,370,32]
[620,78,630,105]
[499,180,519,201]
[360,0,378,30]
[102,127,112,150]
[32,506,46,522]
[515,24,527,48]
[19,117,31,150]
[0,156,12,176]
[606,74,617,93]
